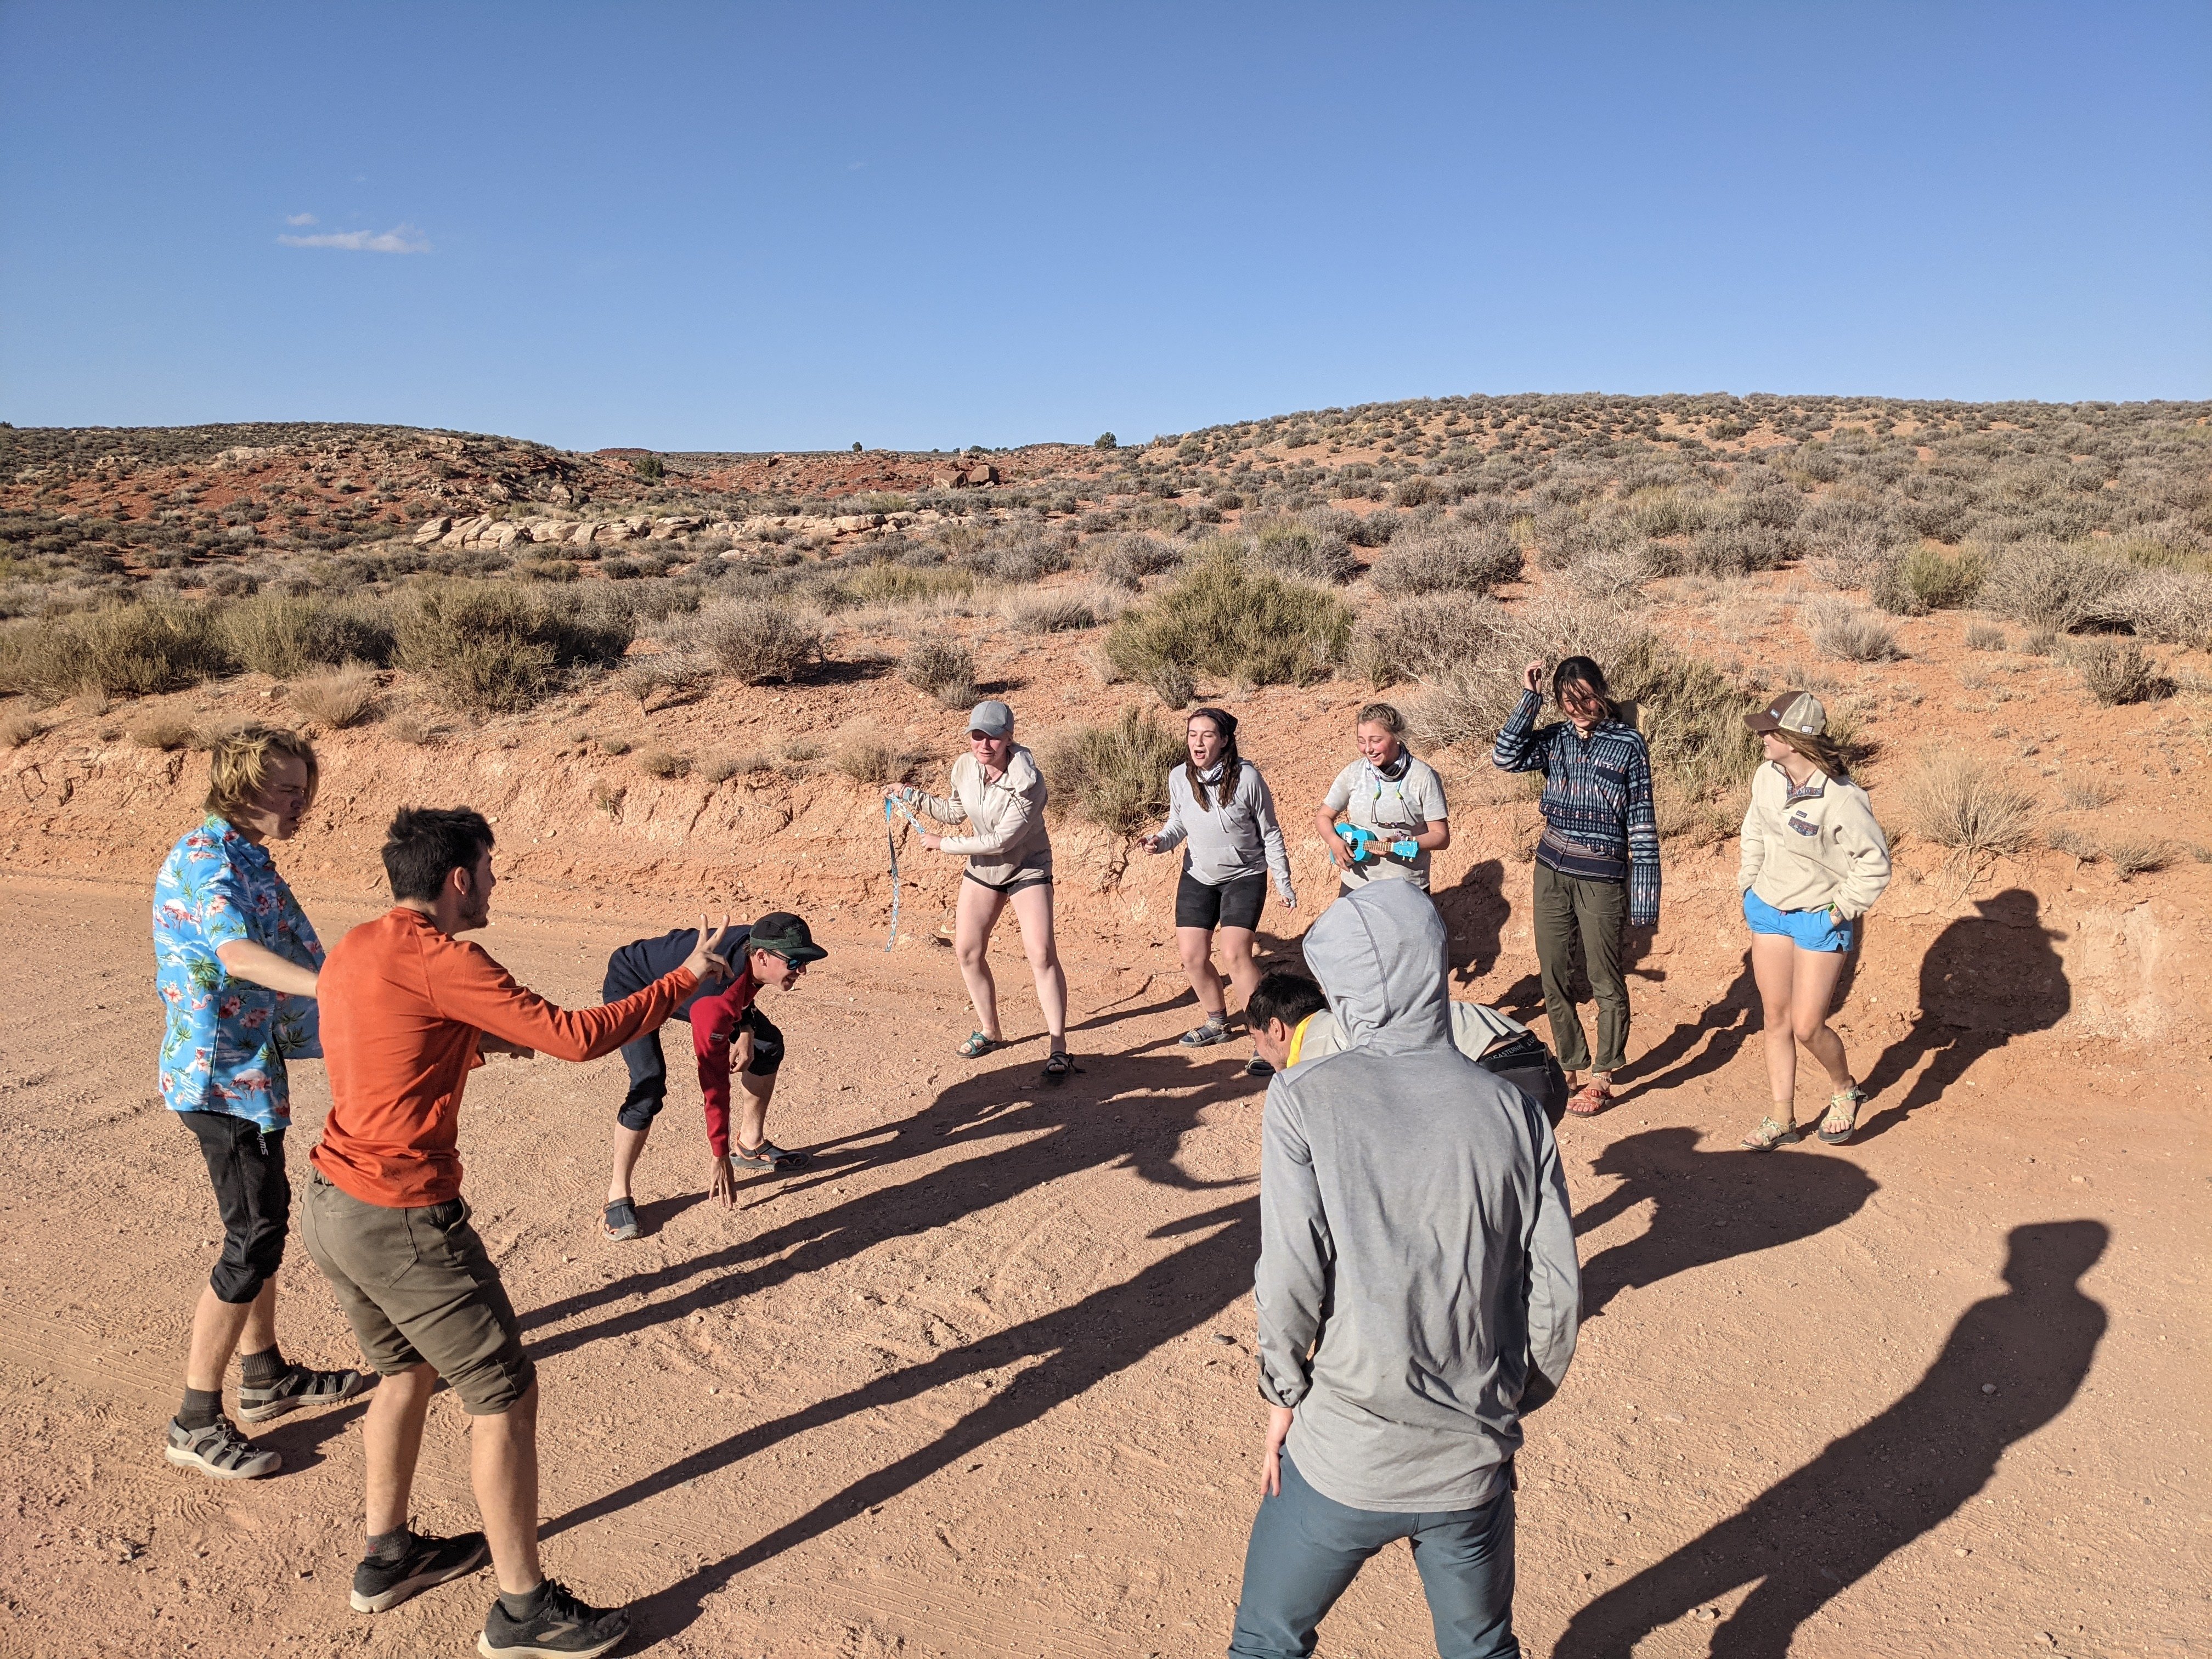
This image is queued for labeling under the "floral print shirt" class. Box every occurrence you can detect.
[153,816,323,1129]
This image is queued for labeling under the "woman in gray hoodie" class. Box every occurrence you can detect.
[1139,707,1296,1070]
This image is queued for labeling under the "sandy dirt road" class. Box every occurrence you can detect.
[0,873,2203,1658]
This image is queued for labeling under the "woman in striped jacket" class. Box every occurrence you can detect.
[1492,656,1660,1117]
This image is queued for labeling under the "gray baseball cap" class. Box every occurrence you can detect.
[967,699,1014,737]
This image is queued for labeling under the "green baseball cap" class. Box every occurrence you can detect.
[748,911,827,965]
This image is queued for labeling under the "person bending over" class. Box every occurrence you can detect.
[600,911,828,1241]
[304,806,732,1657]
[1229,882,1579,1659]
[156,724,370,1481]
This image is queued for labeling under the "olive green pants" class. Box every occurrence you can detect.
[1532,862,1629,1075]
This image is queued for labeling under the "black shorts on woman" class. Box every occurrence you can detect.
[1176,867,1267,931]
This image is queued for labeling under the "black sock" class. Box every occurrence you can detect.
[239,1345,287,1387]
[177,1387,224,1430]
[498,1581,551,1621]
[366,1527,413,1564]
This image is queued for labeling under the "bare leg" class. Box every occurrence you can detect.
[732,1070,775,1153]
[1215,926,1262,1008]
[185,1280,278,1393]
[953,879,1009,1041]
[605,1124,650,1204]
[1010,882,1068,1049]
[1790,948,1854,1091]
[1750,932,1802,1116]
[363,1361,437,1535]
[471,1383,543,1595]
[1177,926,1227,1018]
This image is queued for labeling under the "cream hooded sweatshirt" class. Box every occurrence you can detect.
[1736,760,1892,921]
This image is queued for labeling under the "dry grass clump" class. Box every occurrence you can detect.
[386,710,444,747]
[2074,639,2165,707]
[1806,597,1902,663]
[598,735,633,756]
[2105,838,2170,879]
[1872,544,1986,616]
[1007,586,1116,634]
[679,599,823,687]
[1980,538,2131,632]
[2057,776,2120,811]
[700,755,744,785]
[1964,622,2007,651]
[1351,593,1503,687]
[3,711,42,747]
[1090,534,1185,589]
[1244,517,1359,584]
[394,582,633,712]
[635,749,691,780]
[1899,749,2038,859]
[1036,706,1183,836]
[620,653,715,710]
[1368,524,1523,597]
[1406,592,1651,752]
[833,726,929,787]
[290,663,381,730]
[901,639,978,708]
[1104,554,1351,694]
[0,601,235,700]
[219,593,394,678]
[128,716,195,751]
[834,563,974,607]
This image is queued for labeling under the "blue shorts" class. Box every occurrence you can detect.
[1744,888,1853,953]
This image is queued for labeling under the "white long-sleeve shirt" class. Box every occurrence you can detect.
[1150,761,1295,900]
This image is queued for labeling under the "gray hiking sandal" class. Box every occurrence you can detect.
[601,1198,641,1242]
[238,1362,373,1424]
[1180,1015,1235,1048]
[352,1529,490,1613]
[165,1414,280,1480]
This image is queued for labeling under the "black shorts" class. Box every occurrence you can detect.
[615,1005,783,1130]
[1176,868,1267,932]
[180,1109,290,1305]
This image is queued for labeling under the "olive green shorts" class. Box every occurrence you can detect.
[301,1170,535,1415]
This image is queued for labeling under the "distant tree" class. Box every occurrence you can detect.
[1095,432,1118,450]
[631,454,664,482]
[852,442,863,452]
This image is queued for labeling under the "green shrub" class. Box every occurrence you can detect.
[1872,543,1986,614]
[220,592,396,677]
[1037,706,1183,836]
[1980,537,2131,631]
[901,638,978,708]
[1245,517,1358,584]
[681,600,822,686]
[0,600,235,699]
[394,582,633,712]
[1351,593,1502,686]
[1105,554,1351,690]
[836,563,974,606]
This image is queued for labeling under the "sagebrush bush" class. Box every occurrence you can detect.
[1406,594,1652,753]
[1090,533,1184,589]
[680,600,822,687]
[1686,521,1791,577]
[290,663,380,729]
[1351,593,1502,686]
[957,537,1071,583]
[834,563,974,606]
[1008,589,1108,634]
[221,592,395,677]
[900,638,978,708]
[1037,706,1183,836]
[1901,750,2038,858]
[1245,516,1359,584]
[1369,525,1523,597]
[1871,543,1986,615]
[1105,554,1351,691]
[2074,640,2164,707]
[0,600,235,699]
[2113,567,2212,648]
[395,582,633,712]
[1980,538,2131,631]
[833,726,927,787]
[635,748,690,780]
[1807,597,1902,662]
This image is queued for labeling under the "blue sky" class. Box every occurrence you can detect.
[2,2,2206,451]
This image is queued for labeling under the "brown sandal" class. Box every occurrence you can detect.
[1566,1075,1613,1117]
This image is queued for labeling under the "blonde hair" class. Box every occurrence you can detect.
[205,725,320,820]
[1355,701,1405,736]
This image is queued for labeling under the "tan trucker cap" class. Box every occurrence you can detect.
[1744,690,1828,737]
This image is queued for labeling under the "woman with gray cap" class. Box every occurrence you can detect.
[889,699,1071,1082]
[1736,690,1890,1151]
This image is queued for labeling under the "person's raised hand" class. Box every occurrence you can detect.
[709,1155,738,1210]
[681,914,734,984]
[1523,659,1545,695]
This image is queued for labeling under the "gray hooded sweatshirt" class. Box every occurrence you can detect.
[1255,880,1581,1513]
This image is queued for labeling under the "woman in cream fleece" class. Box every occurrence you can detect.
[890,699,1071,1082]
[1736,691,1891,1150]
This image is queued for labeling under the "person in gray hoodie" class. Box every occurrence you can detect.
[1231,880,1581,1659]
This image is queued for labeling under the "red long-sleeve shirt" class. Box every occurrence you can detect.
[687,970,759,1159]
[314,907,697,1207]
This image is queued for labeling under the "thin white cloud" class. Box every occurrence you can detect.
[276,223,430,254]
[285,212,318,226]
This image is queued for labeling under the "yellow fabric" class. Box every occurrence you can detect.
[1286,1013,1317,1069]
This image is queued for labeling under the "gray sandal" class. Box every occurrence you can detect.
[1741,1115,1802,1152]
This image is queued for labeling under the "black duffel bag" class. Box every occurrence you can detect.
[1476,1029,1569,1129]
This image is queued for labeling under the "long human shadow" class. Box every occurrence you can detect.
[1555,1220,2108,1658]
[518,1051,1255,1365]
[1434,856,1509,984]
[1573,1129,1876,1318]
[1616,952,1757,1100]
[1857,889,2068,1142]
[549,1195,1260,1646]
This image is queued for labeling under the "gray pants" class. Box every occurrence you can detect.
[1532,861,1628,1074]
[1228,1453,1519,1658]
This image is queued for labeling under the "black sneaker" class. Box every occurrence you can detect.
[164,1414,280,1480]
[478,1579,630,1658]
[238,1362,374,1424]
[1243,1056,1275,1078]
[351,1530,490,1613]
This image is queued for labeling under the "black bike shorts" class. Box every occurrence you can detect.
[1175,869,1267,932]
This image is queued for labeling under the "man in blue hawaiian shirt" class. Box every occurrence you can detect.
[155,726,372,1481]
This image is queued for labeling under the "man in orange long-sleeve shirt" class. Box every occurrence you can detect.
[302,806,731,1659]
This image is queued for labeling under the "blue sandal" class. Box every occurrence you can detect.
[957,1031,999,1059]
